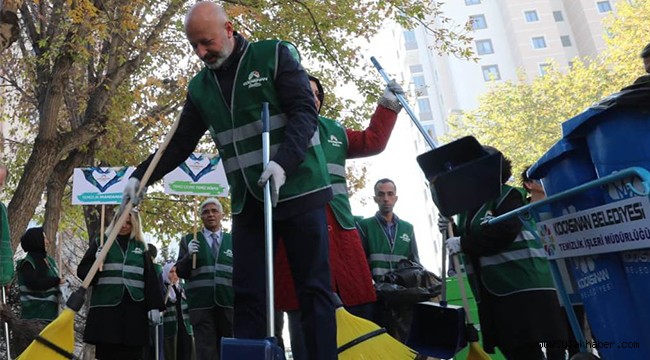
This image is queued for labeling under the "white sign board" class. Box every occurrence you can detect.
[72,167,135,205]
[163,153,229,197]
[537,196,650,259]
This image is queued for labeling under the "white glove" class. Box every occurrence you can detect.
[437,215,453,234]
[379,79,404,112]
[95,245,104,259]
[148,309,161,325]
[121,177,146,208]
[257,160,286,207]
[445,236,462,255]
[188,239,200,255]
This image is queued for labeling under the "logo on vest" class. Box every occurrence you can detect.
[243,70,268,89]
[224,249,233,258]
[132,247,144,255]
[400,234,411,243]
[328,135,342,147]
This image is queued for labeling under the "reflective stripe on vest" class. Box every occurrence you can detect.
[358,216,414,281]
[182,232,234,309]
[460,185,555,296]
[17,255,59,321]
[90,238,146,307]
[187,40,331,214]
[319,117,356,228]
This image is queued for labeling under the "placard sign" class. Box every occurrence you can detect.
[537,196,650,259]
[163,152,229,197]
[72,167,135,205]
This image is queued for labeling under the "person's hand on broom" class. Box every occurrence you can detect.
[445,237,462,255]
[257,160,286,207]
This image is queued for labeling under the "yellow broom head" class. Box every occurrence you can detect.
[467,341,492,360]
[17,308,76,359]
[336,306,418,360]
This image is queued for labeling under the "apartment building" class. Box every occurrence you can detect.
[399,0,620,143]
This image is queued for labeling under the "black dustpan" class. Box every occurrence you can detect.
[406,228,466,358]
[416,136,502,217]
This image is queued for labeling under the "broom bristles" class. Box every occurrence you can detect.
[467,341,492,360]
[336,307,418,360]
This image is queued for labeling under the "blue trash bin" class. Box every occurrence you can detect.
[562,91,650,356]
[561,92,650,358]
[529,138,646,360]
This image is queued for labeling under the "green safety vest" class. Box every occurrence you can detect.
[163,283,193,337]
[457,185,555,296]
[90,238,146,307]
[17,254,59,321]
[181,232,234,309]
[358,216,415,281]
[319,116,356,229]
[187,40,330,214]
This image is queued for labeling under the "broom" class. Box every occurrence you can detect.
[335,294,419,360]
[17,113,182,359]
[448,224,491,360]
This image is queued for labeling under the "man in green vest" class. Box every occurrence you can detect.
[357,178,420,342]
[437,147,568,359]
[175,198,233,360]
[124,3,336,358]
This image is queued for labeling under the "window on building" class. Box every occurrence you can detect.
[561,35,572,47]
[475,39,494,55]
[482,65,501,81]
[524,10,539,22]
[465,0,481,5]
[409,64,424,73]
[532,36,547,49]
[413,75,428,96]
[417,99,433,120]
[553,10,564,21]
[539,63,552,76]
[417,99,431,112]
[403,30,418,50]
[597,1,612,13]
[470,14,487,30]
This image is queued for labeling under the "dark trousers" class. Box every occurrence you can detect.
[189,306,233,360]
[232,202,336,360]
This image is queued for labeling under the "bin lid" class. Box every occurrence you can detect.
[528,139,577,180]
[562,88,650,138]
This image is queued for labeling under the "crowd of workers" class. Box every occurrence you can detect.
[5,2,648,360]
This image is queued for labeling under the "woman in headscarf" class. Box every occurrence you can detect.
[162,262,195,360]
[16,227,61,326]
[77,209,165,360]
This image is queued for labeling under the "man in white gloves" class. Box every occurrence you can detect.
[122,3,364,358]
[174,198,233,360]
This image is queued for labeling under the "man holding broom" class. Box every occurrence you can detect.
[175,198,233,360]
[123,2,336,359]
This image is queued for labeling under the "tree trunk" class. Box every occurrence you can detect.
[44,147,96,253]
[7,140,61,249]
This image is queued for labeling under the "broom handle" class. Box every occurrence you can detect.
[99,204,105,272]
[440,226,448,304]
[261,102,275,337]
[192,198,198,269]
[81,113,182,289]
[371,56,438,150]
[448,224,472,323]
